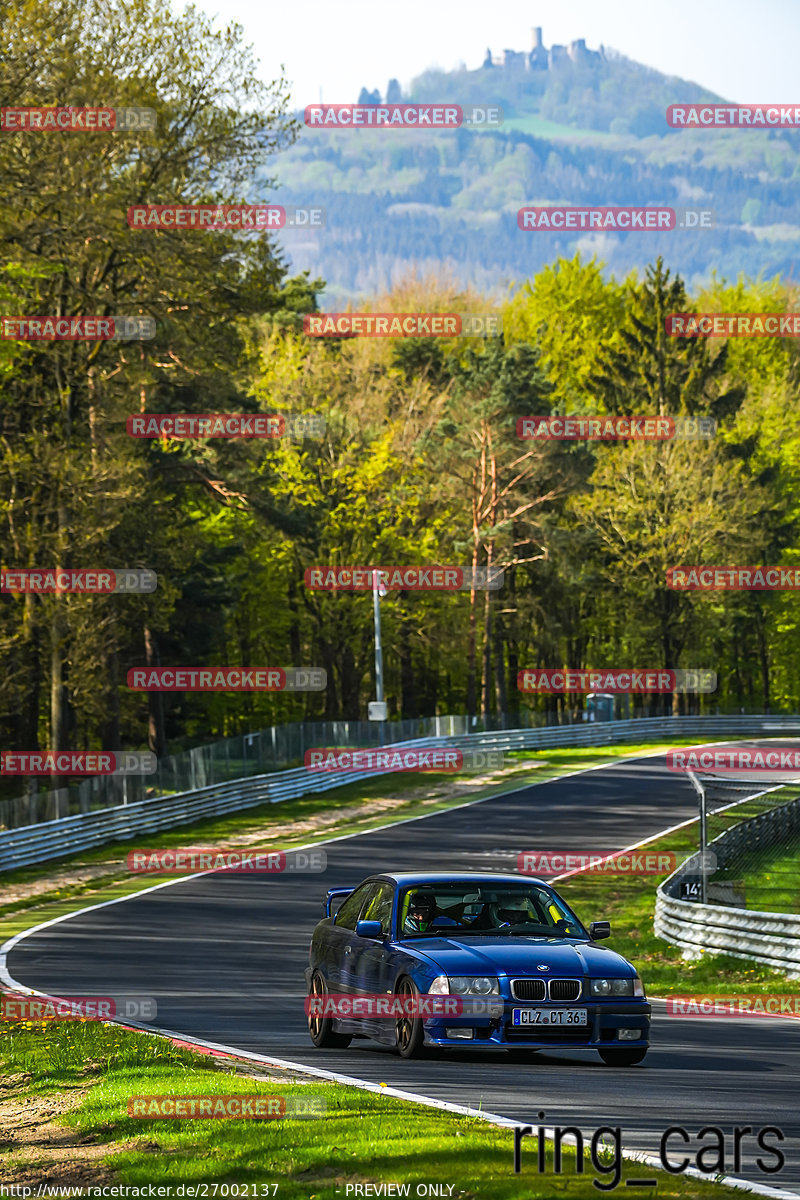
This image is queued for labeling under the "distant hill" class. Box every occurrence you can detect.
[264,30,800,305]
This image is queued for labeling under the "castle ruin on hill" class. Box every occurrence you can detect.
[482,27,605,72]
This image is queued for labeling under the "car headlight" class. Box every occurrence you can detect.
[429,975,499,995]
[590,977,637,997]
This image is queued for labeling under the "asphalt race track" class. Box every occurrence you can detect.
[6,752,800,1194]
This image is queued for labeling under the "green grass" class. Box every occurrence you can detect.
[557,815,797,996]
[720,834,800,915]
[0,1017,742,1197]
[500,114,615,140]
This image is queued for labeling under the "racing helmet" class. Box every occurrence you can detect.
[407,891,436,922]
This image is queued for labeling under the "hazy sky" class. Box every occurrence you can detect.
[195,0,799,106]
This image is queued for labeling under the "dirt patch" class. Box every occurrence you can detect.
[0,1077,136,1186]
[1,863,129,907]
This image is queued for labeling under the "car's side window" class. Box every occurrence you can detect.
[362,882,394,933]
[334,883,374,931]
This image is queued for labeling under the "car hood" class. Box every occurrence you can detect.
[398,936,635,978]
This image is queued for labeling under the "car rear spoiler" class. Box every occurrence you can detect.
[325,886,355,917]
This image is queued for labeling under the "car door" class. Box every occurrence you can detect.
[346,881,397,1041]
[324,881,374,990]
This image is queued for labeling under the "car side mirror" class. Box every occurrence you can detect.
[589,921,611,941]
[356,919,383,939]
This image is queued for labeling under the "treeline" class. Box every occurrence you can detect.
[2,0,800,767]
[273,122,800,305]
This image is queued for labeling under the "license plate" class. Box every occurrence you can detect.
[512,1008,588,1026]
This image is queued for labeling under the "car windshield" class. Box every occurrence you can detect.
[397,882,587,939]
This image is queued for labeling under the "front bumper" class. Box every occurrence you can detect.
[421,1000,651,1050]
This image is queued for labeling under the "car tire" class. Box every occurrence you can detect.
[598,1047,647,1067]
[395,976,427,1059]
[307,970,352,1049]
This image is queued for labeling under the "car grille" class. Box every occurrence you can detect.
[510,979,547,1001]
[510,978,582,1001]
[549,978,582,1002]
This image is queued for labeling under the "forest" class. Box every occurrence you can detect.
[2,0,800,768]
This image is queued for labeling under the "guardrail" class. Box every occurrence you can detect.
[3,713,800,873]
[654,794,800,977]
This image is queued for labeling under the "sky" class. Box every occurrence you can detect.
[194,0,800,106]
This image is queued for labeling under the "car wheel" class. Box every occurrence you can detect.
[307,970,352,1048]
[395,976,426,1059]
[598,1047,647,1067]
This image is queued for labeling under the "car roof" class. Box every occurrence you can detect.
[370,872,549,887]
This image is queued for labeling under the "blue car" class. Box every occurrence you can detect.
[305,872,650,1064]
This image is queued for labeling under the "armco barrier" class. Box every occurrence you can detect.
[3,714,800,872]
[654,794,800,977]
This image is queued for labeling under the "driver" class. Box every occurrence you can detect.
[403,891,437,933]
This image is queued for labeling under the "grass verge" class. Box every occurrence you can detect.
[0,1016,742,1197]
[557,810,799,996]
